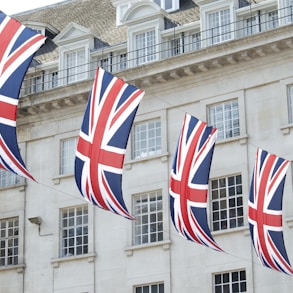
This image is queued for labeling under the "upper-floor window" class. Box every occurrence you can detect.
[60,205,88,257]
[213,269,247,293]
[49,71,58,89]
[135,30,156,65]
[169,37,181,57]
[266,10,279,29]
[208,99,240,140]
[0,169,23,188]
[191,32,201,51]
[244,15,258,36]
[65,49,86,83]
[119,53,127,70]
[208,8,231,45]
[60,137,77,175]
[153,0,179,12]
[134,282,164,293]
[210,174,244,231]
[282,0,293,24]
[132,118,161,160]
[287,84,293,123]
[133,190,163,245]
[0,217,19,266]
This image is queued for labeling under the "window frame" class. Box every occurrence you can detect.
[132,190,163,246]
[0,169,23,189]
[287,84,293,124]
[60,137,77,175]
[132,118,162,160]
[213,269,247,293]
[207,99,240,141]
[60,205,89,258]
[210,174,244,232]
[0,217,19,267]
[153,0,179,12]
[134,282,165,293]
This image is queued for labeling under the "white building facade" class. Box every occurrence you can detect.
[1,0,293,292]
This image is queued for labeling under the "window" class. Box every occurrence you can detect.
[282,0,293,24]
[208,99,240,140]
[119,53,127,70]
[132,119,161,159]
[208,9,231,45]
[134,282,164,293]
[133,190,163,245]
[244,16,258,36]
[0,169,22,188]
[65,49,86,83]
[153,0,179,12]
[169,38,181,56]
[288,84,293,123]
[60,137,77,175]
[135,30,156,65]
[99,57,110,72]
[60,206,88,257]
[266,10,279,29]
[0,217,19,266]
[210,175,243,231]
[214,270,247,293]
[49,71,58,89]
[192,32,201,51]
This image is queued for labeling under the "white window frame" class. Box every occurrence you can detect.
[134,282,165,293]
[132,118,162,160]
[60,137,77,175]
[0,169,23,188]
[60,205,88,257]
[128,20,161,68]
[0,217,19,267]
[210,174,244,232]
[279,0,293,25]
[132,190,163,246]
[200,1,235,47]
[287,84,293,123]
[213,269,247,293]
[153,0,179,12]
[208,99,240,140]
[191,31,201,51]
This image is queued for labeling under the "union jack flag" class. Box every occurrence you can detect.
[248,148,293,275]
[169,114,223,252]
[75,67,144,219]
[0,11,46,181]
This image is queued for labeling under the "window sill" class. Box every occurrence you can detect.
[215,134,248,146]
[124,152,169,170]
[280,123,293,135]
[0,182,26,192]
[0,263,25,273]
[52,173,74,185]
[212,225,249,237]
[124,240,171,256]
[51,252,96,268]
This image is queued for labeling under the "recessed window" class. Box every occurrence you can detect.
[60,137,77,175]
[0,169,23,188]
[133,190,163,245]
[65,49,86,83]
[0,217,19,266]
[210,175,244,231]
[208,99,240,140]
[134,282,164,293]
[287,84,293,124]
[153,0,179,12]
[135,30,156,65]
[207,8,231,45]
[213,270,247,293]
[60,206,88,257]
[132,119,161,159]
[191,32,201,51]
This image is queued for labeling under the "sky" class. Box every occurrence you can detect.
[0,0,67,15]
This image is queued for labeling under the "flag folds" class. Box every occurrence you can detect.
[248,148,293,275]
[0,12,46,181]
[169,114,223,252]
[75,67,144,219]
